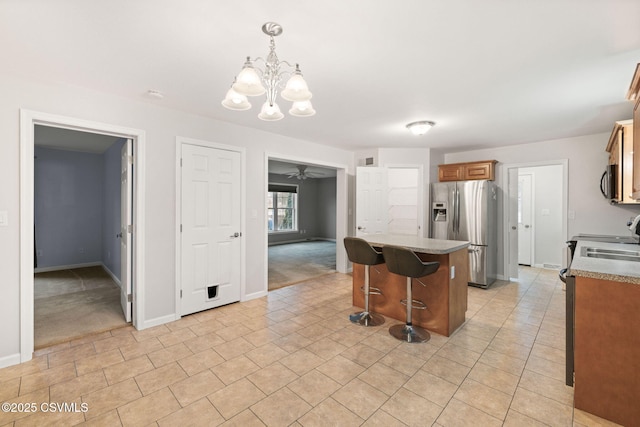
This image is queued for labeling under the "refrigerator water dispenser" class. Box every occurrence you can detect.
[432,202,447,221]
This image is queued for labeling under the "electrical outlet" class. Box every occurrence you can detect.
[37,250,43,257]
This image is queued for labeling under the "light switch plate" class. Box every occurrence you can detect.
[0,211,8,227]
[450,266,455,279]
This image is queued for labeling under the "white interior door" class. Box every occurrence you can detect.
[181,143,241,316]
[507,167,519,278]
[355,167,388,236]
[518,174,533,265]
[387,167,420,236]
[120,139,132,322]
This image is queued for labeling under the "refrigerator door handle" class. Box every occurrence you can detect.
[453,187,460,234]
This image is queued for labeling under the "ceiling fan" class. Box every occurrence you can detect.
[286,165,324,180]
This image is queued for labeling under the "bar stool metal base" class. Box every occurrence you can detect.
[389,324,430,343]
[350,311,385,327]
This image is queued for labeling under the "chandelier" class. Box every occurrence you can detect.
[222,22,315,121]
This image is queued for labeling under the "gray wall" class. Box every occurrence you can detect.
[102,139,126,280]
[268,173,336,245]
[317,177,337,239]
[34,142,124,277]
[35,147,104,268]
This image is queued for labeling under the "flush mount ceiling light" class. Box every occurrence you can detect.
[222,22,315,121]
[406,121,435,135]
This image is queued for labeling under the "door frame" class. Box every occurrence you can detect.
[265,153,349,286]
[19,109,146,362]
[502,159,568,280]
[175,136,246,317]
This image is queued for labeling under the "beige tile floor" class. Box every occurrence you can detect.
[0,267,621,426]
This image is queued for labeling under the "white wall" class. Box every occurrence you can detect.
[0,73,354,365]
[445,133,640,276]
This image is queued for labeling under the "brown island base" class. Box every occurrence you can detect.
[352,234,470,337]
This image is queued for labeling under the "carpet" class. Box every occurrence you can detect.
[34,266,128,349]
[268,240,337,290]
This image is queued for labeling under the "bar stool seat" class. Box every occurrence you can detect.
[344,237,385,327]
[381,245,439,343]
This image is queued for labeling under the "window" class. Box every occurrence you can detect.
[268,184,298,232]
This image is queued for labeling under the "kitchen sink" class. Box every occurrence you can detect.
[581,246,640,262]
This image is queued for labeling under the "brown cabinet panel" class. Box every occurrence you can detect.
[606,120,636,204]
[574,276,640,426]
[438,164,463,182]
[438,160,497,182]
[627,64,640,198]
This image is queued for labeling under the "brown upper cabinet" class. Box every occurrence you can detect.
[438,160,497,182]
[628,63,640,199]
[606,119,636,204]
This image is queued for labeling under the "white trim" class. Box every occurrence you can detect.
[20,109,146,365]
[141,314,180,330]
[175,136,247,315]
[266,153,350,282]
[244,290,268,300]
[0,353,22,369]
[34,262,102,274]
[102,263,122,288]
[501,159,568,280]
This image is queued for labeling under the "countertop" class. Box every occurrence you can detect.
[569,239,640,284]
[360,234,469,255]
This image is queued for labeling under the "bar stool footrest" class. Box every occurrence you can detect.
[400,299,427,310]
[359,286,383,296]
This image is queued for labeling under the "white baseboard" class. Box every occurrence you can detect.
[34,262,101,273]
[243,290,268,301]
[140,313,180,331]
[101,263,122,288]
[0,352,22,369]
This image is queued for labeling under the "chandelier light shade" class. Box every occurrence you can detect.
[406,120,436,135]
[221,87,251,111]
[222,22,315,120]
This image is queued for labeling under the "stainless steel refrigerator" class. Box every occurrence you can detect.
[430,180,497,288]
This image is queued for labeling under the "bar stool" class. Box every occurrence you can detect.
[344,237,385,327]
[381,245,439,343]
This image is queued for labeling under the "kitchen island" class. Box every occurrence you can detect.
[568,239,640,426]
[352,234,469,336]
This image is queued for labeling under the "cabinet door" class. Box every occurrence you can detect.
[633,102,640,199]
[439,165,463,182]
[464,163,490,180]
[464,161,496,180]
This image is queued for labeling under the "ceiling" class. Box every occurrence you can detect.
[35,125,122,153]
[2,1,640,153]
[269,160,337,178]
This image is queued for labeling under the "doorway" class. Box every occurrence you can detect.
[19,109,146,363]
[33,127,129,348]
[504,161,567,279]
[266,156,347,290]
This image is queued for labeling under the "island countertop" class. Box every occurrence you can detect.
[361,234,469,255]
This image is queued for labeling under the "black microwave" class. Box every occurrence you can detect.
[600,164,617,201]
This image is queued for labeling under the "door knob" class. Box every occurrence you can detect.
[511,226,516,230]
[357,226,365,230]
[524,225,530,228]
[230,232,240,238]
